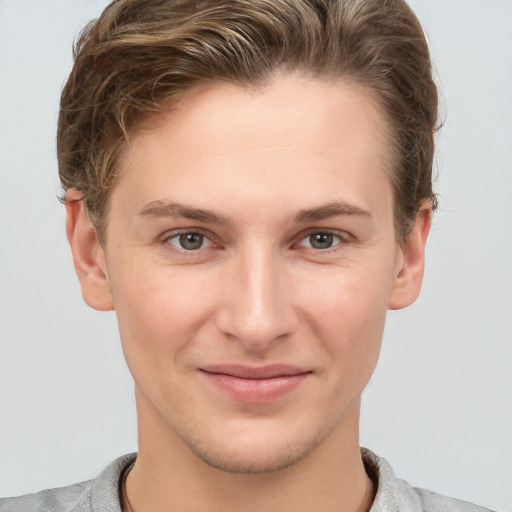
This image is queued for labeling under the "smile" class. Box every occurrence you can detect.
[199,365,311,403]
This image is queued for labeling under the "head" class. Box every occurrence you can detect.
[58,0,438,244]
[61,0,437,475]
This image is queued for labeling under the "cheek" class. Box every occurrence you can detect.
[297,260,394,379]
[299,257,393,326]
[109,263,218,369]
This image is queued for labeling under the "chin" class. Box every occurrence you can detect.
[192,441,315,474]
[178,420,330,474]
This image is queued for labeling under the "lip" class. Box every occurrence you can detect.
[200,365,311,403]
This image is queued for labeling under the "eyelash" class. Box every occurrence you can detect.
[163,229,216,254]
[295,229,348,253]
[161,229,350,254]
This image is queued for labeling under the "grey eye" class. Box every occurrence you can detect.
[309,232,334,249]
[169,232,209,250]
[298,231,343,250]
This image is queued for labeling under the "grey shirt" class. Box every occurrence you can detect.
[0,449,496,511]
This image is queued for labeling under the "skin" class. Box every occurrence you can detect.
[66,75,430,512]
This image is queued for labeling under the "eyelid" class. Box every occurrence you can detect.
[294,228,351,251]
[161,228,219,252]
[158,226,352,254]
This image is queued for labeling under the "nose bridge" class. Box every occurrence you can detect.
[217,241,296,349]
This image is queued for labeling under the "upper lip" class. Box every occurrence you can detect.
[200,364,310,379]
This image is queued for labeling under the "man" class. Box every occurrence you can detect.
[0,0,498,511]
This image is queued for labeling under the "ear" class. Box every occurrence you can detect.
[388,202,432,310]
[65,190,114,311]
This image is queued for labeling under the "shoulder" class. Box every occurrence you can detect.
[0,480,93,512]
[413,487,497,512]
[0,454,135,512]
[361,448,497,512]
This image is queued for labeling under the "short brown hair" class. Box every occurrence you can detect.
[58,0,439,242]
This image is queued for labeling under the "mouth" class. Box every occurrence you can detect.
[199,364,311,403]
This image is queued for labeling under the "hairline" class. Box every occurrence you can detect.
[93,71,401,246]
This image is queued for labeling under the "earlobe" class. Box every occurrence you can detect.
[65,190,114,311]
[388,203,432,310]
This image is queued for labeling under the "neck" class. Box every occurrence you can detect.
[125,392,374,512]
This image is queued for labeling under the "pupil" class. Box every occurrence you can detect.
[310,233,333,249]
[179,233,203,250]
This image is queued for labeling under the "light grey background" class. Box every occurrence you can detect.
[0,1,510,510]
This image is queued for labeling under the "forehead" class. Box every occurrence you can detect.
[129,75,390,164]
[114,76,393,224]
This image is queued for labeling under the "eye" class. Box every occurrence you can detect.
[298,231,344,250]
[167,232,212,251]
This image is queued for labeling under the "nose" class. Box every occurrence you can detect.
[215,246,299,352]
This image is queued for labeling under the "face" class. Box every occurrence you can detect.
[69,75,428,473]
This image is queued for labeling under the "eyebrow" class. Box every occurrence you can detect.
[138,201,229,224]
[138,200,371,224]
[295,202,372,222]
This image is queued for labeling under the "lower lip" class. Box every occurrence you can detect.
[201,372,310,403]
